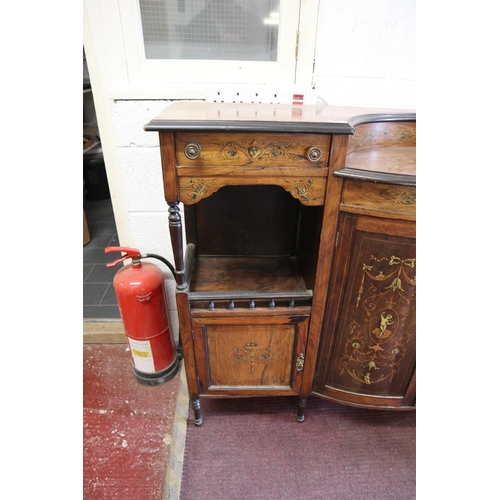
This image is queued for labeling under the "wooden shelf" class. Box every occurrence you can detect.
[345,146,416,176]
[189,256,312,302]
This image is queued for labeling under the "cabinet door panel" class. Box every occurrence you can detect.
[316,214,416,407]
[192,313,309,396]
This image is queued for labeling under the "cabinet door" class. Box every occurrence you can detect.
[315,214,416,409]
[191,310,309,397]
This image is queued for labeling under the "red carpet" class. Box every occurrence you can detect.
[180,396,415,500]
[83,344,180,499]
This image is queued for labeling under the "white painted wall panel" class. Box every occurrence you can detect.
[315,76,416,109]
[313,0,415,108]
[114,100,171,147]
[118,147,167,212]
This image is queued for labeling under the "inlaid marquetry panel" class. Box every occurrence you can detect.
[175,132,331,173]
[322,216,416,399]
[178,176,327,205]
[209,326,294,386]
[191,314,309,395]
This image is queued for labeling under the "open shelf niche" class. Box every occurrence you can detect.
[183,184,324,312]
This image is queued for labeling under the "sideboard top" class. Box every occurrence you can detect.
[144,102,416,135]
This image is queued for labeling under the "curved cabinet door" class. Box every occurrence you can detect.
[314,213,416,409]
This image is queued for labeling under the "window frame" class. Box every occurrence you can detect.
[98,0,320,99]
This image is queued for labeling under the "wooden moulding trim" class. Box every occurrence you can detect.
[339,205,416,222]
[312,388,414,410]
[190,307,311,320]
[334,168,416,187]
[145,120,355,135]
[199,388,297,397]
[188,290,313,301]
[347,112,416,128]
[83,321,126,343]
[200,385,297,399]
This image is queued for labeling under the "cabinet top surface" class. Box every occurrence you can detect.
[145,102,416,134]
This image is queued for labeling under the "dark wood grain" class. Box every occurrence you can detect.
[190,256,309,294]
[341,179,416,220]
[344,146,416,176]
[347,121,416,153]
[191,185,300,256]
[159,132,178,202]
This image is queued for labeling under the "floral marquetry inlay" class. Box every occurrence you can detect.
[284,178,315,204]
[340,253,416,385]
[215,140,308,164]
[394,192,416,206]
[185,178,220,204]
[231,340,274,373]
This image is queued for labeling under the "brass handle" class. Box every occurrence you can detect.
[307,146,322,162]
[185,142,201,160]
[296,353,305,372]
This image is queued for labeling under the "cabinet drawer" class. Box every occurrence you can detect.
[175,132,331,175]
[340,179,416,220]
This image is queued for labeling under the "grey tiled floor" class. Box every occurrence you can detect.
[83,199,121,319]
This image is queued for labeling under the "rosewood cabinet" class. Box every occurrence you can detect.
[313,213,416,409]
[145,102,416,424]
[312,117,416,410]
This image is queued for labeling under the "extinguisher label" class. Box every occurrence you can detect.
[127,338,155,373]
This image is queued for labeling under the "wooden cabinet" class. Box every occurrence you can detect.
[145,102,416,424]
[312,117,416,410]
[313,213,416,409]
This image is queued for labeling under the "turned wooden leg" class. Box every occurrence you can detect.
[167,201,187,291]
[192,398,203,427]
[296,396,308,423]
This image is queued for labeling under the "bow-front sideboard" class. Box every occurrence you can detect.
[145,102,416,425]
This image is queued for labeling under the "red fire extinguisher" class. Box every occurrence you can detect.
[105,246,181,386]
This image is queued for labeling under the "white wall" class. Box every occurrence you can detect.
[113,99,179,335]
[87,0,416,329]
[314,0,415,108]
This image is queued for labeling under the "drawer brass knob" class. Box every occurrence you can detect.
[307,146,322,162]
[185,142,201,160]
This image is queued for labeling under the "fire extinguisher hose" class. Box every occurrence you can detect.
[142,253,177,278]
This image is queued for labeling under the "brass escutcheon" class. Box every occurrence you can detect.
[296,353,305,372]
